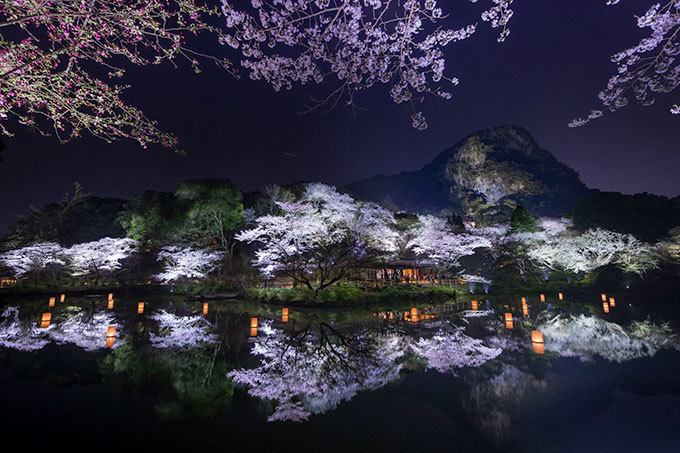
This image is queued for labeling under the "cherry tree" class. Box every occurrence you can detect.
[408,215,491,280]
[48,310,124,351]
[571,0,680,126]
[0,306,50,351]
[0,242,67,279]
[220,0,514,129]
[236,183,399,293]
[153,246,225,283]
[65,237,138,280]
[0,0,232,149]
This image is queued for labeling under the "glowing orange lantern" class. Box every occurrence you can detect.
[282,308,289,322]
[40,313,51,329]
[533,342,545,354]
[60,294,65,303]
[558,292,564,301]
[521,297,527,303]
[250,317,258,329]
[137,302,145,314]
[49,297,55,307]
[410,308,418,318]
[404,311,409,320]
[203,303,209,315]
[601,293,607,302]
[609,297,615,307]
[540,294,545,302]
[471,300,478,311]
[603,302,609,313]
[522,302,529,316]
[108,293,113,301]
[250,327,258,337]
[531,330,544,344]
[107,299,114,309]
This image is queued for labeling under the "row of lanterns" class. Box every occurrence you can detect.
[601,293,616,313]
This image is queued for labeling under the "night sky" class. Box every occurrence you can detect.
[1,0,678,233]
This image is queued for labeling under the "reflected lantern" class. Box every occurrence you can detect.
[49,297,55,307]
[40,313,51,329]
[531,330,544,344]
[203,303,209,315]
[250,317,258,329]
[558,292,564,301]
[250,327,258,337]
[105,326,116,348]
[539,294,545,302]
[522,301,529,316]
[504,313,513,329]
[471,300,479,311]
[533,342,545,355]
[108,299,114,309]
[60,294,65,303]
[108,293,113,301]
[521,296,527,303]
[601,293,607,302]
[282,308,289,322]
[609,297,616,307]
[603,302,610,313]
[137,302,145,314]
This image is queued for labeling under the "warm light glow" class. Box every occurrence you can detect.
[603,302,609,313]
[404,311,409,320]
[250,317,258,329]
[282,308,289,322]
[108,293,113,301]
[203,303,209,315]
[60,294,65,303]
[540,294,545,302]
[558,292,564,301]
[522,301,528,316]
[40,313,51,329]
[601,293,607,302]
[531,330,544,343]
[49,297,55,307]
[471,300,478,311]
[410,307,418,317]
[250,327,258,337]
[505,319,514,329]
[533,342,545,354]
[106,326,116,338]
[137,302,144,314]
[504,313,513,322]
[107,299,114,309]
[609,297,616,307]
[521,296,527,303]
[105,337,115,348]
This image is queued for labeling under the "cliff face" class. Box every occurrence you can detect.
[345,126,589,223]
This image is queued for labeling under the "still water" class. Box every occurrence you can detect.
[1,291,679,452]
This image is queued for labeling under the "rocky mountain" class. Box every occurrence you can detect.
[344,125,589,223]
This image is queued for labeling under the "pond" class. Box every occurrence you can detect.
[1,291,679,452]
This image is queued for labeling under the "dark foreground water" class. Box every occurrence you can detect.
[1,291,679,452]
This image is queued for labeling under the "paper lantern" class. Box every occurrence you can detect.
[105,337,115,348]
[250,327,258,337]
[40,313,51,329]
[404,311,409,320]
[558,292,564,301]
[603,302,609,313]
[522,302,529,316]
[250,317,258,329]
[282,307,289,322]
[108,293,113,301]
[531,330,544,344]
[521,297,527,303]
[410,307,418,317]
[539,294,545,302]
[504,313,513,322]
[49,297,55,307]
[105,326,116,348]
[471,300,478,311]
[533,342,545,355]
[108,299,114,309]
[137,302,145,314]
[60,294,65,303]
[601,293,607,302]
[203,303,209,315]
[609,297,615,307]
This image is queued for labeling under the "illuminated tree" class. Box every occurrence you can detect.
[0,242,67,279]
[571,0,680,126]
[408,215,491,280]
[0,0,232,149]
[153,246,225,283]
[237,183,399,293]
[149,310,218,348]
[221,0,514,129]
[66,237,138,280]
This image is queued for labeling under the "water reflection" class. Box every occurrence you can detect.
[0,293,679,446]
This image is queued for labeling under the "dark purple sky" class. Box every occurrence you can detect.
[1,0,678,233]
